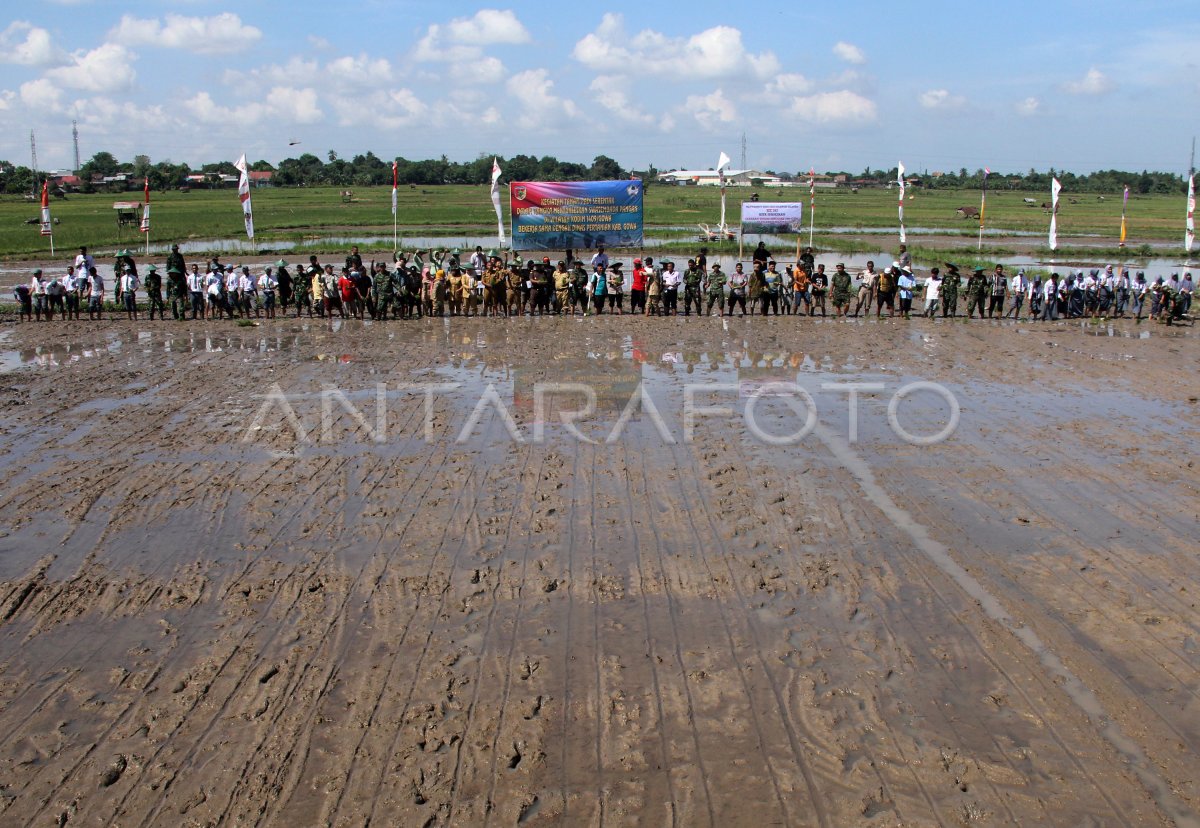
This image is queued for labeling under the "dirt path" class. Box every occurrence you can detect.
[0,313,1195,826]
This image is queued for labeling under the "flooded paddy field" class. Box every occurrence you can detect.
[0,314,1196,826]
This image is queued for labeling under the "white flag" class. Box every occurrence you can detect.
[391,161,398,216]
[717,151,731,231]
[234,153,254,240]
[1186,173,1195,253]
[1049,177,1062,251]
[897,161,907,243]
[490,157,505,246]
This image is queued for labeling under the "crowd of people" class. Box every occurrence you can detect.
[10,241,1195,325]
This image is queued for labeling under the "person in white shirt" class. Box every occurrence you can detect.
[186,264,205,319]
[30,270,49,321]
[589,246,609,272]
[923,267,941,317]
[661,260,681,315]
[73,246,94,286]
[258,268,278,318]
[238,268,259,318]
[226,267,243,317]
[205,268,224,319]
[1005,269,1028,319]
[855,261,877,317]
[87,267,105,320]
[1180,272,1194,315]
[119,266,140,319]
[61,267,81,320]
[1040,274,1058,321]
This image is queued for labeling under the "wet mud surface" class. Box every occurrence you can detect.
[0,314,1196,826]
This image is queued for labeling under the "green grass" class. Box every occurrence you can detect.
[0,184,1190,260]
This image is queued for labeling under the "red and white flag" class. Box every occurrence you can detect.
[234,154,254,240]
[897,161,907,243]
[39,181,52,236]
[1186,174,1195,253]
[391,161,398,216]
[490,157,505,245]
[140,177,151,233]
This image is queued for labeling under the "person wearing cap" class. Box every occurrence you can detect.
[896,265,916,319]
[704,263,726,316]
[683,258,704,317]
[143,264,166,321]
[275,260,293,314]
[113,250,137,306]
[630,258,648,314]
[964,267,988,319]
[186,263,205,320]
[606,261,625,314]
[1005,268,1028,319]
[941,263,961,318]
[831,262,853,318]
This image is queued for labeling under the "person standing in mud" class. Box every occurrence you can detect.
[831,262,853,317]
[570,262,588,316]
[275,260,293,314]
[941,264,961,317]
[727,263,748,316]
[988,264,1007,318]
[810,265,828,316]
[683,258,704,316]
[187,263,205,320]
[965,268,989,319]
[118,264,140,320]
[144,264,166,320]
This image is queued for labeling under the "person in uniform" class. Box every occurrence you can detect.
[965,267,989,319]
[705,263,727,317]
[144,264,166,320]
[276,260,293,314]
[682,258,704,316]
[831,262,853,317]
[553,261,571,313]
[941,263,961,318]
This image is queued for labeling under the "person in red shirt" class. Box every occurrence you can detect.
[338,268,358,318]
[630,258,648,314]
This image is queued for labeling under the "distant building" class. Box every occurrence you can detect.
[657,168,783,187]
[248,170,274,188]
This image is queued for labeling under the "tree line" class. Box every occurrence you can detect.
[0,151,1189,195]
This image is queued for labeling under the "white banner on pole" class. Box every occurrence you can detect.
[1049,177,1062,250]
[234,153,254,240]
[490,157,505,246]
[897,161,907,243]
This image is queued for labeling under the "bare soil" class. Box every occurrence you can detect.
[0,311,1196,827]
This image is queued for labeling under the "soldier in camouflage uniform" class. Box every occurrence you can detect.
[965,267,989,319]
[373,261,395,319]
[144,264,166,320]
[705,263,727,316]
[682,258,704,316]
[292,263,313,317]
[941,264,961,318]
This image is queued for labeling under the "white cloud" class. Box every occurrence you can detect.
[110,13,261,55]
[684,89,737,131]
[0,22,68,66]
[573,14,779,80]
[1016,96,1040,116]
[506,68,580,126]
[450,56,505,85]
[919,89,966,110]
[0,90,14,111]
[789,90,876,124]
[767,73,815,96]
[19,78,63,110]
[414,9,530,63]
[326,54,393,86]
[832,41,866,65]
[589,75,657,127]
[307,35,332,51]
[330,89,426,130]
[184,86,323,126]
[1063,67,1113,95]
[47,43,136,92]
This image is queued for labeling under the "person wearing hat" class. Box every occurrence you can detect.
[965,267,989,319]
[553,260,571,313]
[896,265,916,319]
[118,261,140,320]
[941,263,961,318]
[143,264,166,320]
[630,258,647,314]
[113,250,137,307]
[831,262,853,318]
[683,258,704,317]
[606,261,625,314]
[705,262,727,316]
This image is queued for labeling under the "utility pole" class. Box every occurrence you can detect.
[73,120,81,174]
[740,132,747,172]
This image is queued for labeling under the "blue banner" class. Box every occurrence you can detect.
[510,180,643,251]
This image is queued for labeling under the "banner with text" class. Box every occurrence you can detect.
[740,202,804,235]
[510,180,643,251]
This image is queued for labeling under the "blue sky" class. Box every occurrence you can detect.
[1,1,1197,175]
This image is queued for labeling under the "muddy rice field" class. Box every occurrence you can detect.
[0,312,1196,827]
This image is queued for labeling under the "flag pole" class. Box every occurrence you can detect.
[391,160,398,254]
[897,162,907,243]
[977,168,989,252]
[808,167,815,251]
[1119,184,1129,248]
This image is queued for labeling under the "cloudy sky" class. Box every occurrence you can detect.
[2,1,1197,175]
